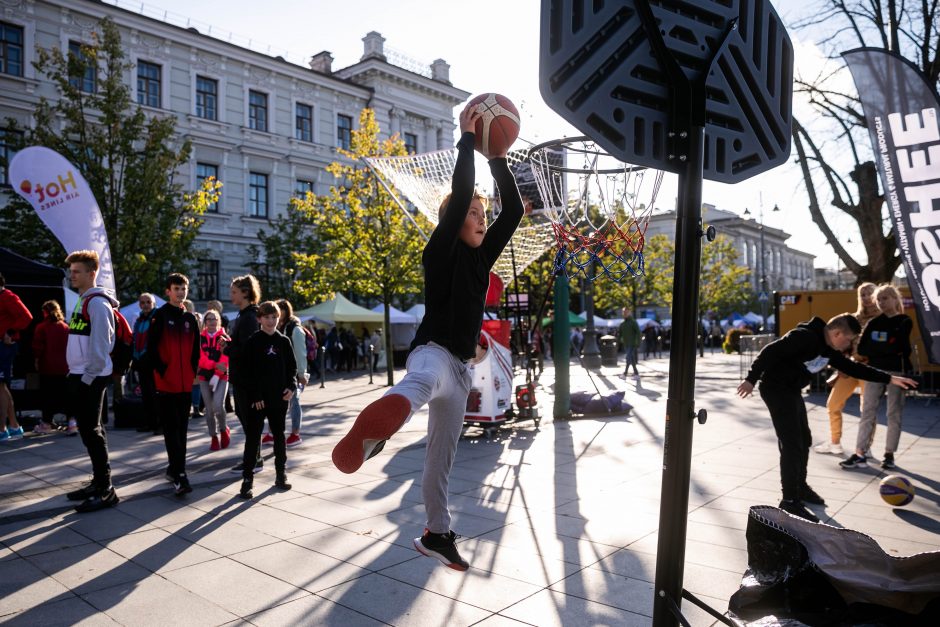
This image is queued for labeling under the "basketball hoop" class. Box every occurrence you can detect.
[363,148,555,284]
[525,136,664,282]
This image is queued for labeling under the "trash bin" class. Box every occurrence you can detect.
[599,335,618,367]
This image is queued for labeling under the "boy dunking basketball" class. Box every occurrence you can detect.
[332,103,524,570]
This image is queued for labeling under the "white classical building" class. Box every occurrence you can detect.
[645,203,817,293]
[0,0,469,301]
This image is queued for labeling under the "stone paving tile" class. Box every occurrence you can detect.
[316,572,492,626]
[115,494,209,528]
[314,481,425,514]
[498,588,650,627]
[289,526,420,571]
[163,556,310,616]
[474,521,620,568]
[226,503,332,540]
[162,517,281,557]
[101,526,220,574]
[82,574,237,626]
[243,593,383,626]
[0,595,120,626]
[0,516,94,557]
[441,537,579,587]
[25,543,151,595]
[266,494,380,526]
[472,615,537,626]
[0,556,73,616]
[228,540,372,593]
[55,506,158,542]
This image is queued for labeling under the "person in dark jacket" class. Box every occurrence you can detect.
[147,274,200,497]
[132,293,159,433]
[737,314,917,522]
[842,285,914,471]
[237,301,296,499]
[331,103,523,571]
[219,274,262,474]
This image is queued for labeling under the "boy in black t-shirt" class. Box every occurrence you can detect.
[331,103,524,570]
[238,301,296,499]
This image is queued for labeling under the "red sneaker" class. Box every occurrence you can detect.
[261,433,274,445]
[220,427,231,449]
[332,394,411,474]
[210,435,221,451]
[286,433,302,447]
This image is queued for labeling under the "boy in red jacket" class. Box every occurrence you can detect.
[147,273,200,496]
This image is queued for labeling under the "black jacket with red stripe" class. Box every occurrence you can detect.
[147,303,200,394]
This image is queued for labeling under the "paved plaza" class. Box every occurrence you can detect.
[1,351,938,625]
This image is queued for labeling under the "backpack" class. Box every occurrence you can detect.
[303,326,318,361]
[81,294,134,375]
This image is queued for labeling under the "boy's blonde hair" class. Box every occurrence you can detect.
[438,190,488,221]
[65,250,99,272]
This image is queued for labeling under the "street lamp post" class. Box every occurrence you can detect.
[744,204,779,331]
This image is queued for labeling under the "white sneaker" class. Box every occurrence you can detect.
[814,442,843,455]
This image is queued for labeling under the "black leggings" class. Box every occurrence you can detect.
[760,382,811,501]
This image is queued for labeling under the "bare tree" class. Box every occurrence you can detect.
[791,0,939,285]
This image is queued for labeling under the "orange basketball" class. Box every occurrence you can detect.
[469,93,520,157]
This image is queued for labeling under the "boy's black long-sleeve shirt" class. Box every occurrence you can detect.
[857,313,913,373]
[225,304,259,388]
[745,317,892,390]
[411,132,524,360]
[242,329,297,404]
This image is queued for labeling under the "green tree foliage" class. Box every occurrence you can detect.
[0,18,218,302]
[592,233,674,317]
[291,109,428,384]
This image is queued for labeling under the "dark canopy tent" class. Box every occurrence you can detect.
[0,247,66,413]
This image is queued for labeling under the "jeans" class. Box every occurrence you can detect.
[289,384,303,432]
[857,373,905,454]
[199,379,228,436]
[623,345,638,374]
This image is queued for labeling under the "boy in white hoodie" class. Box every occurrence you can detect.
[64,250,119,513]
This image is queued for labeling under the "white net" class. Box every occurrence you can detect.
[364,148,555,284]
[527,137,664,281]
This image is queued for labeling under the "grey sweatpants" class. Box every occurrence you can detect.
[386,343,471,534]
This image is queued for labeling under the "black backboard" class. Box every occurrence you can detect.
[539,0,793,183]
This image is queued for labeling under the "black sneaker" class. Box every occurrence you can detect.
[66,482,100,502]
[174,473,192,496]
[881,453,896,470]
[840,454,868,469]
[800,484,826,506]
[75,486,119,513]
[239,476,253,499]
[779,499,820,523]
[414,529,469,571]
[275,472,292,491]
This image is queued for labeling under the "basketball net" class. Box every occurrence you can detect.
[526,137,664,282]
[363,149,555,284]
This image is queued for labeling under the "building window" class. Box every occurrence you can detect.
[196,163,219,212]
[195,76,218,120]
[295,103,313,142]
[404,132,418,154]
[68,41,96,92]
[295,179,314,197]
[337,114,352,150]
[248,172,268,218]
[1,129,22,187]
[248,90,267,132]
[0,22,23,77]
[195,259,219,301]
[136,60,161,108]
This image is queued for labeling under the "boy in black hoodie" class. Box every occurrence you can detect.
[737,314,917,522]
[237,301,296,499]
[331,102,524,570]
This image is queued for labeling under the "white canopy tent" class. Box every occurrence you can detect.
[371,304,418,350]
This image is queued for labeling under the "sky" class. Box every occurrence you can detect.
[113,0,861,270]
